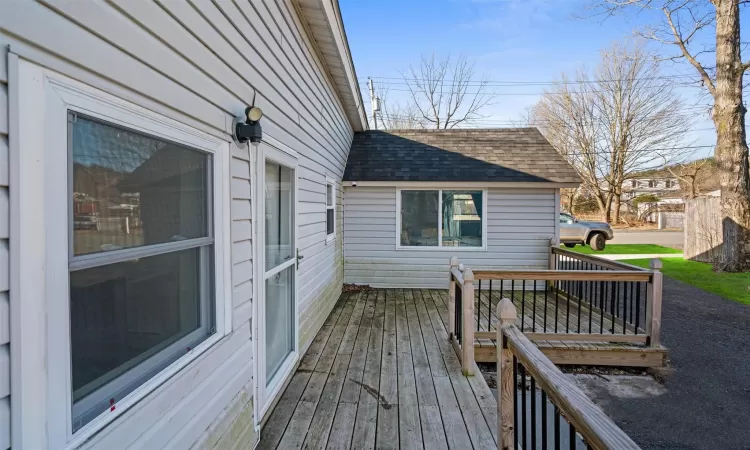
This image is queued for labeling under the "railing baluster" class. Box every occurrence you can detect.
[488,280,493,332]
[477,279,482,331]
[531,375,537,450]
[588,267,593,334]
[611,281,616,334]
[521,364,527,449]
[577,277,582,333]
[542,390,548,450]
[455,282,462,342]
[543,278,549,332]
[521,280,526,332]
[623,281,629,334]
[532,281,537,333]
[554,405,561,450]
[599,281,607,333]
[569,421,576,450]
[635,281,641,335]
[565,278,571,333]
[554,280,560,333]
[513,355,519,450]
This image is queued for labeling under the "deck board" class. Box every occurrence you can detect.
[259,288,497,449]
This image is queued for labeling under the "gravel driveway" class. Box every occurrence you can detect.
[587,276,750,449]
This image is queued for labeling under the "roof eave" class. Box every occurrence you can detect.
[293,0,368,132]
[340,180,582,189]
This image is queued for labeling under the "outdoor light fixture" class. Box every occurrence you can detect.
[233,105,263,148]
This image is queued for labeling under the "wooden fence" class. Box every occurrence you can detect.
[684,197,722,263]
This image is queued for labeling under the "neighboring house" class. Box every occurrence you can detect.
[342,129,581,288]
[0,1,365,449]
[622,177,681,201]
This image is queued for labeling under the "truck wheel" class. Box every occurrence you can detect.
[563,243,576,248]
[589,233,606,251]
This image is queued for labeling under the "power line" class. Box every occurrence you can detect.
[364,86,716,96]
[361,73,702,87]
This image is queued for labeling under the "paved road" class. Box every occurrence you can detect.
[584,277,750,449]
[610,230,683,248]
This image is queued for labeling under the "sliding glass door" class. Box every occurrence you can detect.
[257,145,298,418]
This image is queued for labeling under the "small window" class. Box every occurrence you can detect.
[399,189,484,248]
[648,180,656,188]
[631,180,637,188]
[69,114,215,432]
[326,177,336,242]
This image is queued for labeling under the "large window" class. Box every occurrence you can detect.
[398,189,485,248]
[69,114,215,432]
[13,63,230,448]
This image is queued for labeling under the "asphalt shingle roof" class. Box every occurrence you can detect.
[343,128,581,184]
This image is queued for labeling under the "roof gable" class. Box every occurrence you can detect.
[343,128,581,184]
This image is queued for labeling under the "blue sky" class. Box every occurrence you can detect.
[340,0,731,161]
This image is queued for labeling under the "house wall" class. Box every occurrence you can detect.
[343,186,556,288]
[0,1,351,448]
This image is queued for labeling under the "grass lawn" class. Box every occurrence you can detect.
[563,243,682,255]
[627,257,750,305]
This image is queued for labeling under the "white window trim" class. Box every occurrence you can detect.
[326,175,336,243]
[253,140,300,422]
[10,60,232,450]
[395,188,488,251]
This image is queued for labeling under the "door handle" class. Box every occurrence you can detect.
[296,248,304,269]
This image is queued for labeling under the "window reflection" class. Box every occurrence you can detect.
[442,191,482,247]
[71,116,209,256]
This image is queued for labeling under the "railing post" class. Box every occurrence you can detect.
[462,267,475,376]
[548,238,556,291]
[646,259,663,347]
[497,298,517,450]
[448,256,459,339]
[548,238,556,270]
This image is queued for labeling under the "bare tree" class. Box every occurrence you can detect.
[532,70,611,219]
[377,87,425,129]
[401,54,496,129]
[668,158,714,198]
[593,0,750,272]
[532,42,692,223]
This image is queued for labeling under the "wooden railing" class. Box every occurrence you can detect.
[496,299,641,450]
[449,256,475,375]
[550,246,663,347]
[449,249,664,374]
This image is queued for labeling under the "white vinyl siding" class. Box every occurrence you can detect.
[1,0,351,448]
[344,187,556,288]
[0,40,9,450]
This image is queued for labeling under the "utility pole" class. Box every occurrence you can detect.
[368,77,379,130]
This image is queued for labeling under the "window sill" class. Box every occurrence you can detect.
[326,234,336,244]
[65,331,226,449]
[395,245,487,252]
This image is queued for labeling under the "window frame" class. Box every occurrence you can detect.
[325,176,336,243]
[11,61,233,449]
[395,188,488,251]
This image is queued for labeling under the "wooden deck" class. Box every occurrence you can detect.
[258,289,498,450]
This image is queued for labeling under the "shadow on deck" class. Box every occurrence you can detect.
[258,289,497,450]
